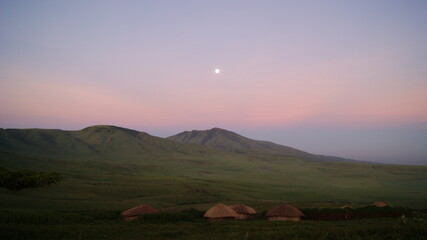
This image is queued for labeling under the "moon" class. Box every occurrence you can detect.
[214,68,220,74]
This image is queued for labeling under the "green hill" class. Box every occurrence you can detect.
[167,127,365,163]
[168,127,308,156]
[0,125,214,161]
[0,125,427,211]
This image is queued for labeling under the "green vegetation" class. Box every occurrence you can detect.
[1,147,426,211]
[0,209,426,240]
[134,212,197,223]
[167,127,311,157]
[0,167,61,191]
[167,127,354,162]
[301,206,413,221]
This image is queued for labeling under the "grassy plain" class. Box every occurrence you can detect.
[1,149,427,211]
[0,210,426,240]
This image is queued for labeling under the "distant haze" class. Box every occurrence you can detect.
[1,1,426,165]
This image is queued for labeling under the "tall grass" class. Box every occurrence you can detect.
[134,212,197,223]
[1,217,427,240]
[301,206,413,221]
[0,210,122,225]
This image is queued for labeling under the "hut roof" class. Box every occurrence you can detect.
[204,203,239,218]
[229,204,256,215]
[374,202,387,207]
[121,205,160,217]
[265,204,304,217]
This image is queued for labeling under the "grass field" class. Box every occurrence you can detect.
[0,210,426,240]
[1,149,427,211]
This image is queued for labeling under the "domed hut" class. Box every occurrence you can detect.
[374,201,388,207]
[265,203,304,221]
[204,203,238,221]
[229,204,257,220]
[121,205,160,221]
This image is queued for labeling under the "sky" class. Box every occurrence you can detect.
[1,0,427,165]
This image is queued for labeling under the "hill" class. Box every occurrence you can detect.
[1,125,427,211]
[168,127,362,163]
[0,125,214,161]
[168,128,307,155]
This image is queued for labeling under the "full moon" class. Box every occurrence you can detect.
[214,68,220,74]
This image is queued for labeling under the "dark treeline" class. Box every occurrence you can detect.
[301,206,412,221]
[0,167,62,191]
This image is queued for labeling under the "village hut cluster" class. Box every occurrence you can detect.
[121,201,387,222]
[264,203,304,221]
[230,204,257,220]
[120,205,160,221]
[374,201,388,207]
[120,203,304,222]
[203,203,304,221]
[203,203,258,221]
[203,203,239,221]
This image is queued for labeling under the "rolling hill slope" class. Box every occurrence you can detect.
[168,128,307,155]
[0,125,214,161]
[168,127,360,162]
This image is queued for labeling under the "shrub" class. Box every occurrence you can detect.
[181,208,205,218]
[301,206,413,221]
[135,212,196,223]
[0,167,62,191]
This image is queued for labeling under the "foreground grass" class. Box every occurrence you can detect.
[0,211,426,240]
[1,219,426,240]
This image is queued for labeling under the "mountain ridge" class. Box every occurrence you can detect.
[0,125,215,161]
[167,127,307,155]
[167,127,367,163]
[0,125,370,163]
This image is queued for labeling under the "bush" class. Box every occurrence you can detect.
[181,208,205,218]
[135,212,196,223]
[301,206,413,221]
[0,167,62,191]
[0,210,122,225]
[0,211,70,225]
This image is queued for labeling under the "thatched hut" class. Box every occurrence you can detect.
[340,204,353,209]
[265,203,304,221]
[204,203,238,221]
[121,205,160,221]
[229,204,257,220]
[374,201,388,207]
